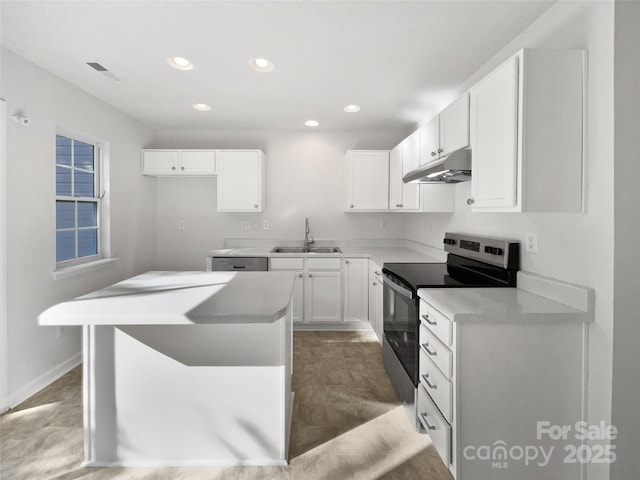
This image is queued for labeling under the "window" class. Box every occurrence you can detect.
[55,134,101,264]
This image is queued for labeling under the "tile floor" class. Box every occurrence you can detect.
[0,331,452,479]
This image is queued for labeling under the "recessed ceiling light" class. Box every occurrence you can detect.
[249,57,275,73]
[305,120,319,127]
[167,56,194,71]
[193,103,211,111]
[344,104,361,113]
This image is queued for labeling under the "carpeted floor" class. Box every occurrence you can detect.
[0,331,452,479]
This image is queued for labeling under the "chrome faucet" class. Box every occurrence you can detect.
[304,217,314,249]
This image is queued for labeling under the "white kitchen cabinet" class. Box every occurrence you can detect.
[345,150,390,211]
[368,260,383,343]
[271,256,343,324]
[142,149,216,176]
[418,93,469,166]
[216,150,265,212]
[291,272,305,323]
[469,49,584,212]
[270,258,305,323]
[307,270,342,323]
[389,133,420,211]
[439,93,470,157]
[418,116,440,166]
[342,258,368,322]
[418,297,586,479]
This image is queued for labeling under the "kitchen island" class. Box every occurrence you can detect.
[39,271,296,467]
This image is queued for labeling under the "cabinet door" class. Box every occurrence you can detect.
[342,258,368,322]
[439,93,470,156]
[418,117,440,165]
[217,150,264,212]
[345,151,389,211]
[389,143,403,210]
[470,56,519,209]
[306,271,342,323]
[142,150,179,174]
[400,131,421,210]
[180,150,216,174]
[292,272,304,323]
[368,261,383,344]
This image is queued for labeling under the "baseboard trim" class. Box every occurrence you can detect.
[0,352,82,412]
[293,322,373,332]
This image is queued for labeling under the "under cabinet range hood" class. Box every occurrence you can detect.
[402,148,472,183]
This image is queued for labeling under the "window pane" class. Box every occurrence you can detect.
[56,201,75,229]
[56,231,75,262]
[74,170,95,197]
[74,141,94,171]
[78,229,98,257]
[56,135,72,166]
[56,166,72,196]
[77,202,97,227]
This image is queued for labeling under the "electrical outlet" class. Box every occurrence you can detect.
[178,220,185,230]
[263,219,270,230]
[241,221,254,230]
[525,232,538,254]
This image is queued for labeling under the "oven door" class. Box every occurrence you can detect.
[382,273,419,386]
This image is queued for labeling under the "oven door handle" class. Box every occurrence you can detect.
[383,274,415,300]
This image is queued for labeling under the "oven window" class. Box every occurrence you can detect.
[383,281,418,385]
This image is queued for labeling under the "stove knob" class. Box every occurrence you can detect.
[443,238,456,245]
[494,248,504,256]
[484,246,493,254]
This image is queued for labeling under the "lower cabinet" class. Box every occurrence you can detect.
[342,258,369,322]
[270,256,370,326]
[418,297,586,480]
[307,270,342,323]
[368,260,383,343]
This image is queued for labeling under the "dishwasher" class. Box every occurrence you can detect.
[209,257,269,271]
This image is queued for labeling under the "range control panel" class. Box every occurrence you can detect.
[443,233,519,269]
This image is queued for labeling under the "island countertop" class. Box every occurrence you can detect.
[39,270,296,326]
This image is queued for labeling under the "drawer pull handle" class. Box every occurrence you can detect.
[419,413,436,431]
[422,343,437,356]
[422,314,437,326]
[422,374,437,389]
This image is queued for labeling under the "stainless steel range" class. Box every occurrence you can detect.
[382,232,519,430]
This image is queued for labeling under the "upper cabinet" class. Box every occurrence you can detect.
[345,150,390,211]
[389,131,420,211]
[418,93,470,165]
[469,49,584,212]
[142,149,216,176]
[439,93,470,157]
[217,150,265,212]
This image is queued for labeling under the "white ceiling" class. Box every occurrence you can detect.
[1,1,554,131]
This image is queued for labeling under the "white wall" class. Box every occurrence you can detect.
[150,129,408,270]
[406,2,616,478]
[0,49,156,408]
[611,1,640,478]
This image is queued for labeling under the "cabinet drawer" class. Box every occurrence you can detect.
[307,257,341,270]
[420,301,453,345]
[420,354,453,423]
[418,384,451,466]
[270,257,304,270]
[419,323,453,378]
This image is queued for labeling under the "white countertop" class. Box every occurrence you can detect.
[39,271,295,326]
[209,246,443,266]
[418,287,592,323]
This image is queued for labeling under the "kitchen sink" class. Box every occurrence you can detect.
[270,246,342,254]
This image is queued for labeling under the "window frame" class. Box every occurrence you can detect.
[54,129,109,270]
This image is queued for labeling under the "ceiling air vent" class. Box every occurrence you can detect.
[86,62,120,81]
